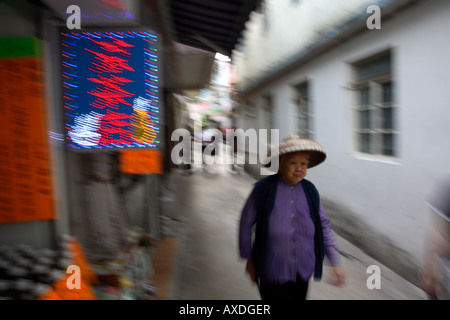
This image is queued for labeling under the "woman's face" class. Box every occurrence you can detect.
[279,152,308,186]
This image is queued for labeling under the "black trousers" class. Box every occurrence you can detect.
[258,274,309,301]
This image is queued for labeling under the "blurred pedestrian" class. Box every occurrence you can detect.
[200,125,219,173]
[419,173,450,300]
[239,135,346,300]
[182,122,194,173]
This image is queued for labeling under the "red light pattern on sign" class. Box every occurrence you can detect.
[87,74,134,109]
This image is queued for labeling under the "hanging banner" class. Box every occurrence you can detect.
[120,149,163,174]
[0,37,56,224]
[61,30,161,151]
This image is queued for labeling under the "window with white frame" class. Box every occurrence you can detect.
[353,51,397,157]
[293,82,312,139]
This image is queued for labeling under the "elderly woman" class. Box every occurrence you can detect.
[239,135,346,300]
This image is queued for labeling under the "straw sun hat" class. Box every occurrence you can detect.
[269,135,327,169]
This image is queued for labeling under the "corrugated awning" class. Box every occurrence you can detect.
[167,0,262,57]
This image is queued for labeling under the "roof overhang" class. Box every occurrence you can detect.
[166,0,262,57]
[169,42,216,90]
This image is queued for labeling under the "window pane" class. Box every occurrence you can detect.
[295,82,310,137]
[298,130,310,140]
[360,110,371,129]
[297,83,308,96]
[383,107,393,130]
[297,101,308,114]
[360,133,371,153]
[359,87,370,106]
[382,81,393,103]
[357,53,391,80]
[297,116,308,129]
[383,134,395,156]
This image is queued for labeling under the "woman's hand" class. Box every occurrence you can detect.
[245,260,257,283]
[327,266,347,287]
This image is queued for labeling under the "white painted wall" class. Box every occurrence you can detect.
[305,0,450,263]
[233,0,450,266]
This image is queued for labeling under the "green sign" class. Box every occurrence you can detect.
[0,37,39,58]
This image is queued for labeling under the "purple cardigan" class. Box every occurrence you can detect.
[239,174,341,284]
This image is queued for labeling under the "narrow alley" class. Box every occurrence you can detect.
[159,149,427,300]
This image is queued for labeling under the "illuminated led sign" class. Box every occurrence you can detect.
[61,30,160,150]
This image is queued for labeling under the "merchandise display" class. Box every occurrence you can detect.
[0,230,157,300]
[0,235,97,300]
[91,227,158,300]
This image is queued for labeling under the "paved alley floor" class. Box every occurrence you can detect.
[160,161,428,300]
